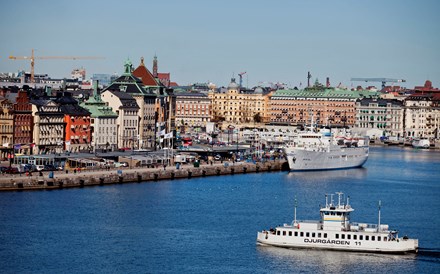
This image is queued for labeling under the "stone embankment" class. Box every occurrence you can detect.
[0,160,289,191]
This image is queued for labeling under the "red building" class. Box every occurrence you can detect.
[13,90,34,155]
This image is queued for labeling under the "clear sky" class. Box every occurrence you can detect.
[1,0,439,89]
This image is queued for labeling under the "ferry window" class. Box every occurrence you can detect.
[359,235,363,240]
[366,236,369,241]
[318,233,321,238]
[300,232,304,237]
[295,232,298,237]
[312,233,316,238]
[335,234,339,239]
[277,231,280,236]
[377,236,381,241]
[283,231,286,236]
[341,234,345,240]
[353,235,357,240]
[347,235,351,240]
[372,236,375,241]
[289,231,292,236]
[306,232,310,237]
[324,233,327,238]
[384,237,387,242]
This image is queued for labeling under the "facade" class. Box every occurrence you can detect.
[175,92,211,132]
[0,97,14,160]
[13,90,33,155]
[270,87,380,127]
[101,90,140,150]
[31,97,65,154]
[105,59,157,149]
[404,93,440,139]
[209,78,271,129]
[56,93,92,153]
[355,98,404,138]
[80,82,118,152]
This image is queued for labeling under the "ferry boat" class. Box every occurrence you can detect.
[257,192,418,254]
[412,138,430,149]
[284,129,369,171]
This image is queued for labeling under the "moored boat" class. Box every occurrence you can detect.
[412,138,430,149]
[257,192,418,254]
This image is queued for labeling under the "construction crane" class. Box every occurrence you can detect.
[238,71,247,88]
[350,77,406,89]
[9,49,105,83]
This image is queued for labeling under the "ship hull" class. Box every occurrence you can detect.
[285,146,369,171]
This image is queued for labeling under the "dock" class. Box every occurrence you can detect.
[0,160,288,191]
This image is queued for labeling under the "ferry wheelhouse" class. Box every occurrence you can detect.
[257,192,418,253]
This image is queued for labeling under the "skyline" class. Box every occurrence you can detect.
[1,0,439,89]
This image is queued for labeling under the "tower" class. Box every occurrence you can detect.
[153,55,158,78]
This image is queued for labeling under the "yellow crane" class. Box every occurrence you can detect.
[9,49,105,83]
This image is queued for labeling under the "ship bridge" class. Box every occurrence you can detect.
[320,192,353,231]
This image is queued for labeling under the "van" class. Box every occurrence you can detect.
[36,165,45,171]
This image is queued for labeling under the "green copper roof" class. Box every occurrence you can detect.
[272,88,380,99]
[80,82,118,118]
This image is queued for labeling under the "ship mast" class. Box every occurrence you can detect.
[378,200,381,232]
[294,197,298,226]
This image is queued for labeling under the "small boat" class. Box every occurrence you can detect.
[257,192,418,253]
[412,138,430,149]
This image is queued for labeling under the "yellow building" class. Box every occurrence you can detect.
[209,78,271,130]
[0,98,14,160]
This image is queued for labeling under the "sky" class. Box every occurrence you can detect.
[1,0,439,89]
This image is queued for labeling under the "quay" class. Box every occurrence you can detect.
[0,160,288,191]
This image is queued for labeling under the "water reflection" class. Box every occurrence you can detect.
[257,245,417,273]
[285,167,367,183]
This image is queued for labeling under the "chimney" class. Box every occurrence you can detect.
[45,86,52,97]
[326,77,330,88]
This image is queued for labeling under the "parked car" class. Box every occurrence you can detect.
[35,165,45,171]
[43,164,57,171]
[0,166,8,174]
[119,162,129,167]
[4,167,19,174]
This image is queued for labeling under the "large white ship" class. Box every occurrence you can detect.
[257,192,418,254]
[284,129,369,171]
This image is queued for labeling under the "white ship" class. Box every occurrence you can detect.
[412,138,430,149]
[257,192,418,254]
[284,129,369,171]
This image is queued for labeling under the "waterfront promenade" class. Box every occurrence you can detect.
[0,160,287,191]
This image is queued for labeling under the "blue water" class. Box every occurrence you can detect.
[0,147,439,273]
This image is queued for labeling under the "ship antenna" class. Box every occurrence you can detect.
[325,194,328,207]
[294,196,297,226]
[347,196,350,207]
[378,200,381,232]
[336,192,343,207]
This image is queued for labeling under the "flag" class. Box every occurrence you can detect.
[159,129,165,136]
[164,132,173,139]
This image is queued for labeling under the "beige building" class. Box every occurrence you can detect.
[0,98,14,160]
[175,92,211,132]
[209,78,271,130]
[101,90,140,150]
[404,93,440,139]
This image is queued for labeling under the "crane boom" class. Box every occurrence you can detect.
[350,77,406,89]
[238,71,247,88]
[9,49,104,83]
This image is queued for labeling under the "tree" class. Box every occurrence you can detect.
[253,113,262,123]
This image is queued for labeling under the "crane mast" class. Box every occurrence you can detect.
[9,49,104,83]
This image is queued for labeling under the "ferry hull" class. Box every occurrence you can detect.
[286,147,369,171]
[256,232,418,254]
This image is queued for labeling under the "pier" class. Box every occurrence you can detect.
[0,160,288,191]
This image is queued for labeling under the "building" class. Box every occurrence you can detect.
[209,78,271,130]
[355,98,404,138]
[104,59,157,149]
[0,97,14,160]
[13,89,33,155]
[30,90,65,154]
[175,92,211,133]
[270,86,380,127]
[404,93,439,139]
[101,90,140,150]
[56,92,92,153]
[80,81,118,152]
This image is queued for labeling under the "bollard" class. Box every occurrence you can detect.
[188,171,192,179]
[170,172,175,180]
[80,179,85,187]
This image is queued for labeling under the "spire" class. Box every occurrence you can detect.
[123,58,133,75]
[153,54,158,78]
[140,56,145,66]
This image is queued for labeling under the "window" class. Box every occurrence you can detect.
[277,231,280,236]
[306,232,310,237]
[359,235,363,240]
[377,236,381,241]
[336,234,339,239]
[294,232,298,237]
[283,231,286,236]
[365,236,369,241]
[341,234,345,240]
[353,235,357,240]
[324,233,327,238]
[372,236,375,241]
[312,233,316,238]
[300,232,304,237]
[289,231,292,236]
[318,233,321,238]
[347,235,351,240]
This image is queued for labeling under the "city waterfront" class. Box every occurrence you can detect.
[0,146,439,273]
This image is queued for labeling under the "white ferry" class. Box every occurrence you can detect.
[412,138,430,149]
[257,192,418,254]
[284,128,369,171]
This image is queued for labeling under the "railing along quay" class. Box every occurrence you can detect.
[0,160,289,191]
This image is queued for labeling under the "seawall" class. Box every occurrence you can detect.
[0,160,288,191]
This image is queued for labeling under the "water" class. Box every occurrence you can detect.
[0,147,439,273]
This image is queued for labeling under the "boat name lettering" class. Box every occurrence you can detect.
[304,238,350,245]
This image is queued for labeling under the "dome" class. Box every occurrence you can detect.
[254,87,263,94]
[228,78,239,89]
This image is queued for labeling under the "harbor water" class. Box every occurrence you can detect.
[0,146,439,273]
